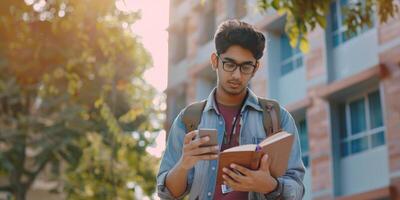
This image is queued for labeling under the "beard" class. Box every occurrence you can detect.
[220,80,247,96]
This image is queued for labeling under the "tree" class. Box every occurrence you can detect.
[256,0,399,52]
[0,0,162,199]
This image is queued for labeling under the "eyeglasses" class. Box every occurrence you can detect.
[216,54,257,74]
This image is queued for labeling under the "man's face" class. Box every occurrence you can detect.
[211,45,259,96]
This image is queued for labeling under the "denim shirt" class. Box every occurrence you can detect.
[157,88,305,200]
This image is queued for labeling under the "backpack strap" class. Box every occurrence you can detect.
[181,98,281,137]
[181,100,207,133]
[258,98,281,137]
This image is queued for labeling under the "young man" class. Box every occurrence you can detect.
[157,20,305,200]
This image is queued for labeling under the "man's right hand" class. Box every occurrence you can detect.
[178,130,219,170]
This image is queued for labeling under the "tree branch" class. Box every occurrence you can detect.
[24,154,53,189]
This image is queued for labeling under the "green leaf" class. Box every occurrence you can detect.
[299,36,310,53]
[272,0,280,9]
[316,14,327,28]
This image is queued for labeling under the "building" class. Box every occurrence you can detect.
[166,0,400,199]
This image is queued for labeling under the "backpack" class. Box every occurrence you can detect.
[181,97,281,137]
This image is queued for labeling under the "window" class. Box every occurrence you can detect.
[280,34,303,76]
[330,0,374,47]
[339,90,385,157]
[298,119,309,168]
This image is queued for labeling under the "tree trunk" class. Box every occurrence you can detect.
[14,186,27,200]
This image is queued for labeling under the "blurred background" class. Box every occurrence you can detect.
[1,0,400,200]
[0,0,167,199]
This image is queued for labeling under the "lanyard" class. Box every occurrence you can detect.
[214,90,248,145]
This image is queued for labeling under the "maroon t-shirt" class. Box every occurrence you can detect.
[213,102,248,200]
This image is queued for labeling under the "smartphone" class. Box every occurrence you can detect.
[197,128,218,148]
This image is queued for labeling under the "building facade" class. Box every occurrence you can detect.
[166,0,400,199]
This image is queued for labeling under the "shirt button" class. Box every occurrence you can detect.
[212,166,216,171]
[208,192,212,196]
[219,121,223,125]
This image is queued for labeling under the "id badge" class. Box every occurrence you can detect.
[221,184,233,194]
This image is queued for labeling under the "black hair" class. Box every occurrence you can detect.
[214,19,266,60]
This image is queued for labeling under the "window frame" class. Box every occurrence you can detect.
[297,118,310,168]
[330,0,375,47]
[279,34,303,76]
[340,88,386,158]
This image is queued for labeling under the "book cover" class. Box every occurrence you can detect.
[216,131,294,185]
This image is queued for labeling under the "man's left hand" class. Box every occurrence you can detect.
[222,154,278,194]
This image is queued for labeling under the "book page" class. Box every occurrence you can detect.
[259,131,291,147]
[222,144,257,152]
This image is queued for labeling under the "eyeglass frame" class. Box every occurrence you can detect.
[216,54,258,75]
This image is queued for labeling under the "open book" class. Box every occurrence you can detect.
[216,131,294,185]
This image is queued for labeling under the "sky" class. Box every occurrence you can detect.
[117,0,169,93]
[117,0,169,159]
